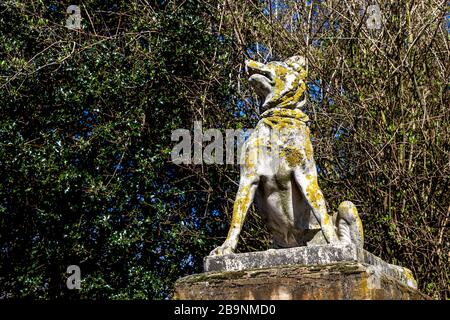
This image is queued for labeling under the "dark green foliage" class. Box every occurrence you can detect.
[0,0,249,299]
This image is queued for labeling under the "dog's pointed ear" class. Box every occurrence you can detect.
[285,56,307,72]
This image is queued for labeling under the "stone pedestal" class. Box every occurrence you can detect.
[174,244,429,300]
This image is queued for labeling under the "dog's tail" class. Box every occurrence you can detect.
[336,201,364,249]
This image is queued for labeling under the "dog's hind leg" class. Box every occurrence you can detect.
[209,175,260,256]
[292,167,339,243]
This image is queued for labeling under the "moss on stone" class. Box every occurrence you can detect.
[176,270,247,284]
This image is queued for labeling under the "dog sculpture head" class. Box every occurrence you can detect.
[246,56,307,110]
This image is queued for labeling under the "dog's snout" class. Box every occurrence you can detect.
[245,59,260,74]
[245,59,274,81]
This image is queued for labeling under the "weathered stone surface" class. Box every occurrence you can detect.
[205,244,358,273]
[174,262,429,300]
[204,244,417,290]
[361,249,418,289]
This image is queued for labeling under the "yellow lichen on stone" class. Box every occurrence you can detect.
[360,275,370,298]
[262,117,291,130]
[402,268,418,288]
[304,138,313,160]
[246,60,262,70]
[229,184,252,231]
[244,148,257,168]
[271,65,288,102]
[262,107,309,122]
[298,68,307,79]
[305,177,322,209]
[323,210,330,226]
[278,81,307,108]
[283,147,303,167]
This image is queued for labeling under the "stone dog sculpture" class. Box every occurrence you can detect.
[210,56,364,256]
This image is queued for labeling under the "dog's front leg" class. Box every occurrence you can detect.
[293,167,339,243]
[209,176,259,256]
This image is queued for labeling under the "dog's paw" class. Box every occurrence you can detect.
[209,243,234,256]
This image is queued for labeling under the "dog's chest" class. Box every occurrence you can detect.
[252,119,307,145]
[244,120,311,174]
